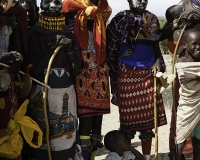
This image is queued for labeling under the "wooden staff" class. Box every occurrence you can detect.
[43,45,64,160]
[153,66,158,160]
[171,22,188,159]
[171,22,188,74]
[0,62,51,89]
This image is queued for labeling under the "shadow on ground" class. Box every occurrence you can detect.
[97,149,170,160]
[96,141,170,160]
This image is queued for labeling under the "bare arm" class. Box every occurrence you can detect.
[129,146,144,160]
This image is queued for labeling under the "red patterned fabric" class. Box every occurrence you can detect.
[118,67,167,131]
[75,51,110,118]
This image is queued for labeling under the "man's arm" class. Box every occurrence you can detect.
[160,22,173,41]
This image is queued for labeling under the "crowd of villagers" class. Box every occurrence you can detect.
[0,0,200,160]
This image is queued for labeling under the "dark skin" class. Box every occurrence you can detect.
[183,32,200,62]
[22,0,38,27]
[128,0,148,15]
[40,0,62,17]
[31,0,79,79]
[162,2,200,160]
[127,0,161,72]
[175,30,200,160]
[114,134,144,160]
[90,0,99,6]
[161,0,200,41]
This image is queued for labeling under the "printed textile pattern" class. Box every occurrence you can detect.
[75,51,110,118]
[118,67,167,131]
[106,10,161,105]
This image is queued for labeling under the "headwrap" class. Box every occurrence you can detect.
[62,0,112,66]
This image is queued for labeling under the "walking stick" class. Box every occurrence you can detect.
[153,66,158,160]
[0,62,51,89]
[171,22,188,159]
[171,22,188,74]
[43,45,64,160]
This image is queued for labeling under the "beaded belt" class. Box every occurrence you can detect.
[121,63,151,70]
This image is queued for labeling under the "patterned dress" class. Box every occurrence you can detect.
[75,31,110,118]
[27,24,82,160]
[107,10,167,132]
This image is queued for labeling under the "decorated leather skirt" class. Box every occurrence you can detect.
[118,67,167,131]
[75,51,110,118]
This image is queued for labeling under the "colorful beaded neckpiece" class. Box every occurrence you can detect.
[191,0,200,6]
[38,13,65,30]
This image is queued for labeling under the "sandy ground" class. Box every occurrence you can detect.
[95,55,173,160]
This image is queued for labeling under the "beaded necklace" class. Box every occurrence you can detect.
[191,0,200,12]
[38,13,65,30]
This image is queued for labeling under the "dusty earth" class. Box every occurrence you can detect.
[96,55,174,160]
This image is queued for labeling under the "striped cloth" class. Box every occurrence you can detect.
[175,62,200,144]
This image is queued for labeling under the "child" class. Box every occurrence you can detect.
[165,5,184,30]
[104,130,144,160]
[175,29,200,160]
[165,5,183,23]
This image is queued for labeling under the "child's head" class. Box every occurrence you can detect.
[104,130,130,156]
[165,5,183,23]
[183,29,200,61]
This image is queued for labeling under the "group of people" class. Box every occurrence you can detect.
[0,0,200,159]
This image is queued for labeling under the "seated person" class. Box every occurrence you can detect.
[104,130,144,160]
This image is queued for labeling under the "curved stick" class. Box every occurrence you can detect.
[0,63,51,89]
[171,22,188,74]
[42,45,64,160]
[171,22,188,158]
[153,66,158,160]
[171,22,188,118]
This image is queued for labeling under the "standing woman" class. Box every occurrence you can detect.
[107,0,167,159]
[27,0,82,159]
[62,0,111,159]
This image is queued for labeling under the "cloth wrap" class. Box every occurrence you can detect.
[175,62,200,144]
[62,0,112,66]
[0,99,42,159]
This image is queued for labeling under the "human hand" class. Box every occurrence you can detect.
[56,35,72,47]
[179,9,200,24]
[4,15,18,28]
[152,59,160,72]
[0,51,23,73]
[134,16,144,26]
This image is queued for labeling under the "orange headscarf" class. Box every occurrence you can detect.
[62,0,112,66]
